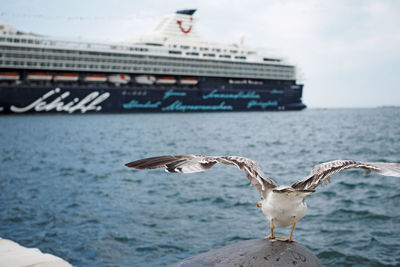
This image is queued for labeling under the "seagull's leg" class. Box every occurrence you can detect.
[288,216,297,242]
[275,216,297,242]
[266,219,275,239]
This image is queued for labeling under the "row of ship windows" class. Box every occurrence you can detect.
[0,37,40,45]
[3,59,294,75]
[1,46,225,63]
[1,53,294,73]
[0,59,293,73]
[1,48,244,61]
[169,44,251,55]
[0,37,152,53]
[169,50,245,59]
[1,45,147,58]
[0,37,252,56]
[0,61,294,78]
[2,46,291,68]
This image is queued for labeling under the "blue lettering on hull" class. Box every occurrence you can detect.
[247,100,278,109]
[162,100,233,111]
[270,89,284,94]
[123,100,161,109]
[202,89,260,99]
[163,89,187,100]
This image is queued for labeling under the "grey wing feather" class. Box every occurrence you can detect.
[216,156,277,198]
[125,155,276,198]
[292,160,400,190]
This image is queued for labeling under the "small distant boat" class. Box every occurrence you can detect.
[179,77,198,85]
[108,74,131,85]
[83,74,107,82]
[0,72,20,81]
[26,73,52,81]
[156,77,176,84]
[135,75,156,85]
[53,73,79,82]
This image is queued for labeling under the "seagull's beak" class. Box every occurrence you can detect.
[256,201,262,208]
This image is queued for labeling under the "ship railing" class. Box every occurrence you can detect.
[0,34,290,66]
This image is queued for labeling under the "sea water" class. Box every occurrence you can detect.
[1,108,399,266]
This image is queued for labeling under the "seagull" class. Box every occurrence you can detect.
[125,155,400,242]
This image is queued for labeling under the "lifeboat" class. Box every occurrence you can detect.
[108,74,131,85]
[26,73,52,81]
[179,77,198,85]
[83,74,107,82]
[53,73,79,82]
[135,75,156,85]
[156,77,176,85]
[0,72,20,81]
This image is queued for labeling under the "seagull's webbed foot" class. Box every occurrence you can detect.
[265,234,275,240]
[274,236,296,242]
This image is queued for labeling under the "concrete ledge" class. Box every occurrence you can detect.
[0,237,72,267]
[171,238,321,267]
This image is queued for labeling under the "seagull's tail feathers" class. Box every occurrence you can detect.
[272,187,315,195]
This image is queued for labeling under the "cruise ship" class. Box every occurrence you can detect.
[0,9,306,114]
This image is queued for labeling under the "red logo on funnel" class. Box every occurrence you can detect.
[177,17,193,34]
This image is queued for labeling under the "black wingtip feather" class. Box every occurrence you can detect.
[125,155,194,170]
[125,161,142,169]
[124,156,168,169]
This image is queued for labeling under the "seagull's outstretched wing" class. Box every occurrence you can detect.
[125,155,276,198]
[291,160,400,190]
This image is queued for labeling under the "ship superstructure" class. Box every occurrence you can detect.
[0,9,305,114]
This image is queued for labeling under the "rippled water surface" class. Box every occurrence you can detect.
[1,108,400,266]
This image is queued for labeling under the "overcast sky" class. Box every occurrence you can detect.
[2,0,400,108]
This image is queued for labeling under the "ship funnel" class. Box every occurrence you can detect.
[138,8,203,45]
[176,9,197,15]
